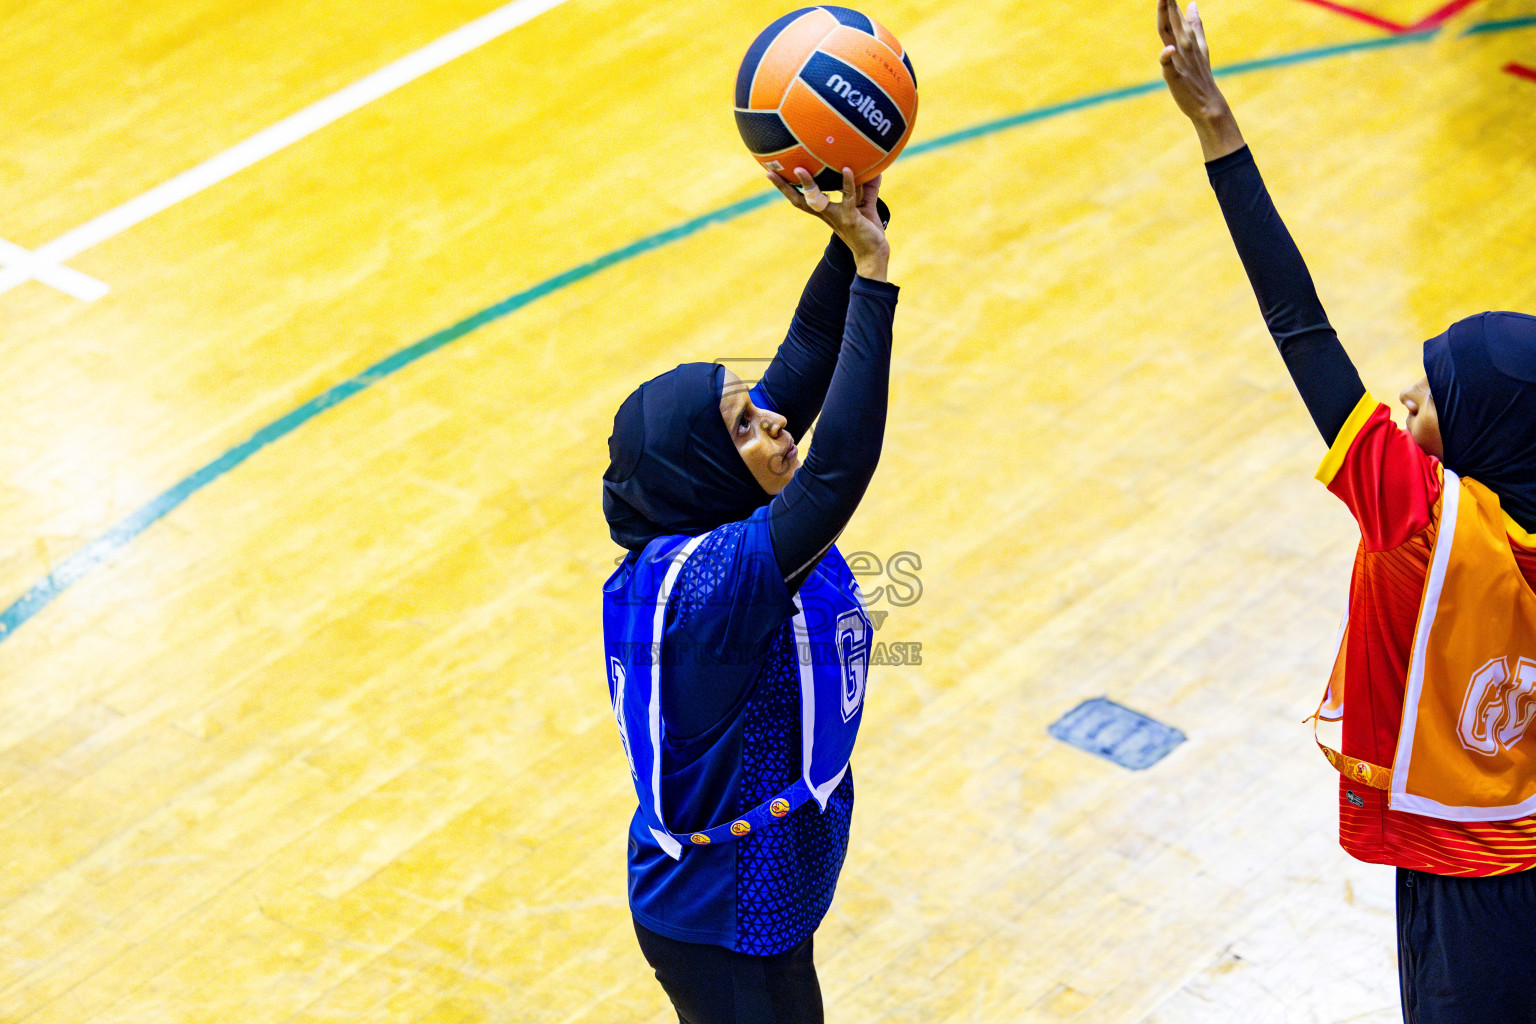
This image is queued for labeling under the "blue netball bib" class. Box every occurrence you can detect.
[603,528,871,860]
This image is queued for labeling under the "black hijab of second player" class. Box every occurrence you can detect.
[1424,311,1536,533]
[603,362,770,552]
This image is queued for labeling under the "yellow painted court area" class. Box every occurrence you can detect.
[3,0,1535,1020]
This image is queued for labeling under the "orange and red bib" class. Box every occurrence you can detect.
[1316,468,1536,821]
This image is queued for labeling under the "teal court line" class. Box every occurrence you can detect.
[2,19,1531,645]
[1463,15,1536,34]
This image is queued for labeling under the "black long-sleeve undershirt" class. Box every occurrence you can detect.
[1206,146,1366,444]
[751,235,897,590]
[754,236,860,442]
[768,275,898,590]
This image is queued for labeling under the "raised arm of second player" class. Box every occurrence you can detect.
[1158,0,1366,444]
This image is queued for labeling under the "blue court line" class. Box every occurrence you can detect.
[2,19,1531,644]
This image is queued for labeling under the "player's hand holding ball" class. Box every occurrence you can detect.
[1157,0,1247,161]
[766,166,888,282]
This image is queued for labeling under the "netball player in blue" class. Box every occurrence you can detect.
[602,166,898,1024]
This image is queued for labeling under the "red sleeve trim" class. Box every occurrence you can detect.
[1315,394,1442,552]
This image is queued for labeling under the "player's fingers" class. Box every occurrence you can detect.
[1189,1,1209,57]
[861,173,880,208]
[840,167,857,205]
[1167,0,1190,46]
[1157,0,1176,45]
[764,171,811,208]
[797,168,831,213]
[770,176,812,213]
[859,181,880,220]
[1159,43,1177,68]
[1164,0,1183,43]
[1160,46,1189,82]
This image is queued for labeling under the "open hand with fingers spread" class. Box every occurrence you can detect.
[766,167,890,282]
[1158,0,1247,161]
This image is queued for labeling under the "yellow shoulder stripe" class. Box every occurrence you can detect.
[1315,392,1381,486]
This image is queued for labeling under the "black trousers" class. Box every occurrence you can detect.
[634,919,824,1024]
[1397,867,1536,1024]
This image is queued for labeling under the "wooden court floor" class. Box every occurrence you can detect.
[3,0,1535,1020]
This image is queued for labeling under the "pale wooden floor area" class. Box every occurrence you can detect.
[3,0,1535,1020]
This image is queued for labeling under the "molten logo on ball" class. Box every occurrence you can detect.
[825,74,894,137]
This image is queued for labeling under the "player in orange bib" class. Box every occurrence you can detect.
[1157,2,1536,1021]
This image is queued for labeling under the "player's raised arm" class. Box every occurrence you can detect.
[1157,0,1365,444]
[749,176,892,443]
[761,167,898,588]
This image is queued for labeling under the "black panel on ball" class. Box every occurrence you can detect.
[818,5,874,34]
[734,110,799,156]
[735,9,815,107]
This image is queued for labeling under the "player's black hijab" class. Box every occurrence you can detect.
[603,362,770,551]
[1424,311,1536,532]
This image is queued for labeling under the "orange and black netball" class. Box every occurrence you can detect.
[734,6,918,191]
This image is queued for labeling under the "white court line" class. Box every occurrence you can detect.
[0,237,109,301]
[0,0,573,301]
